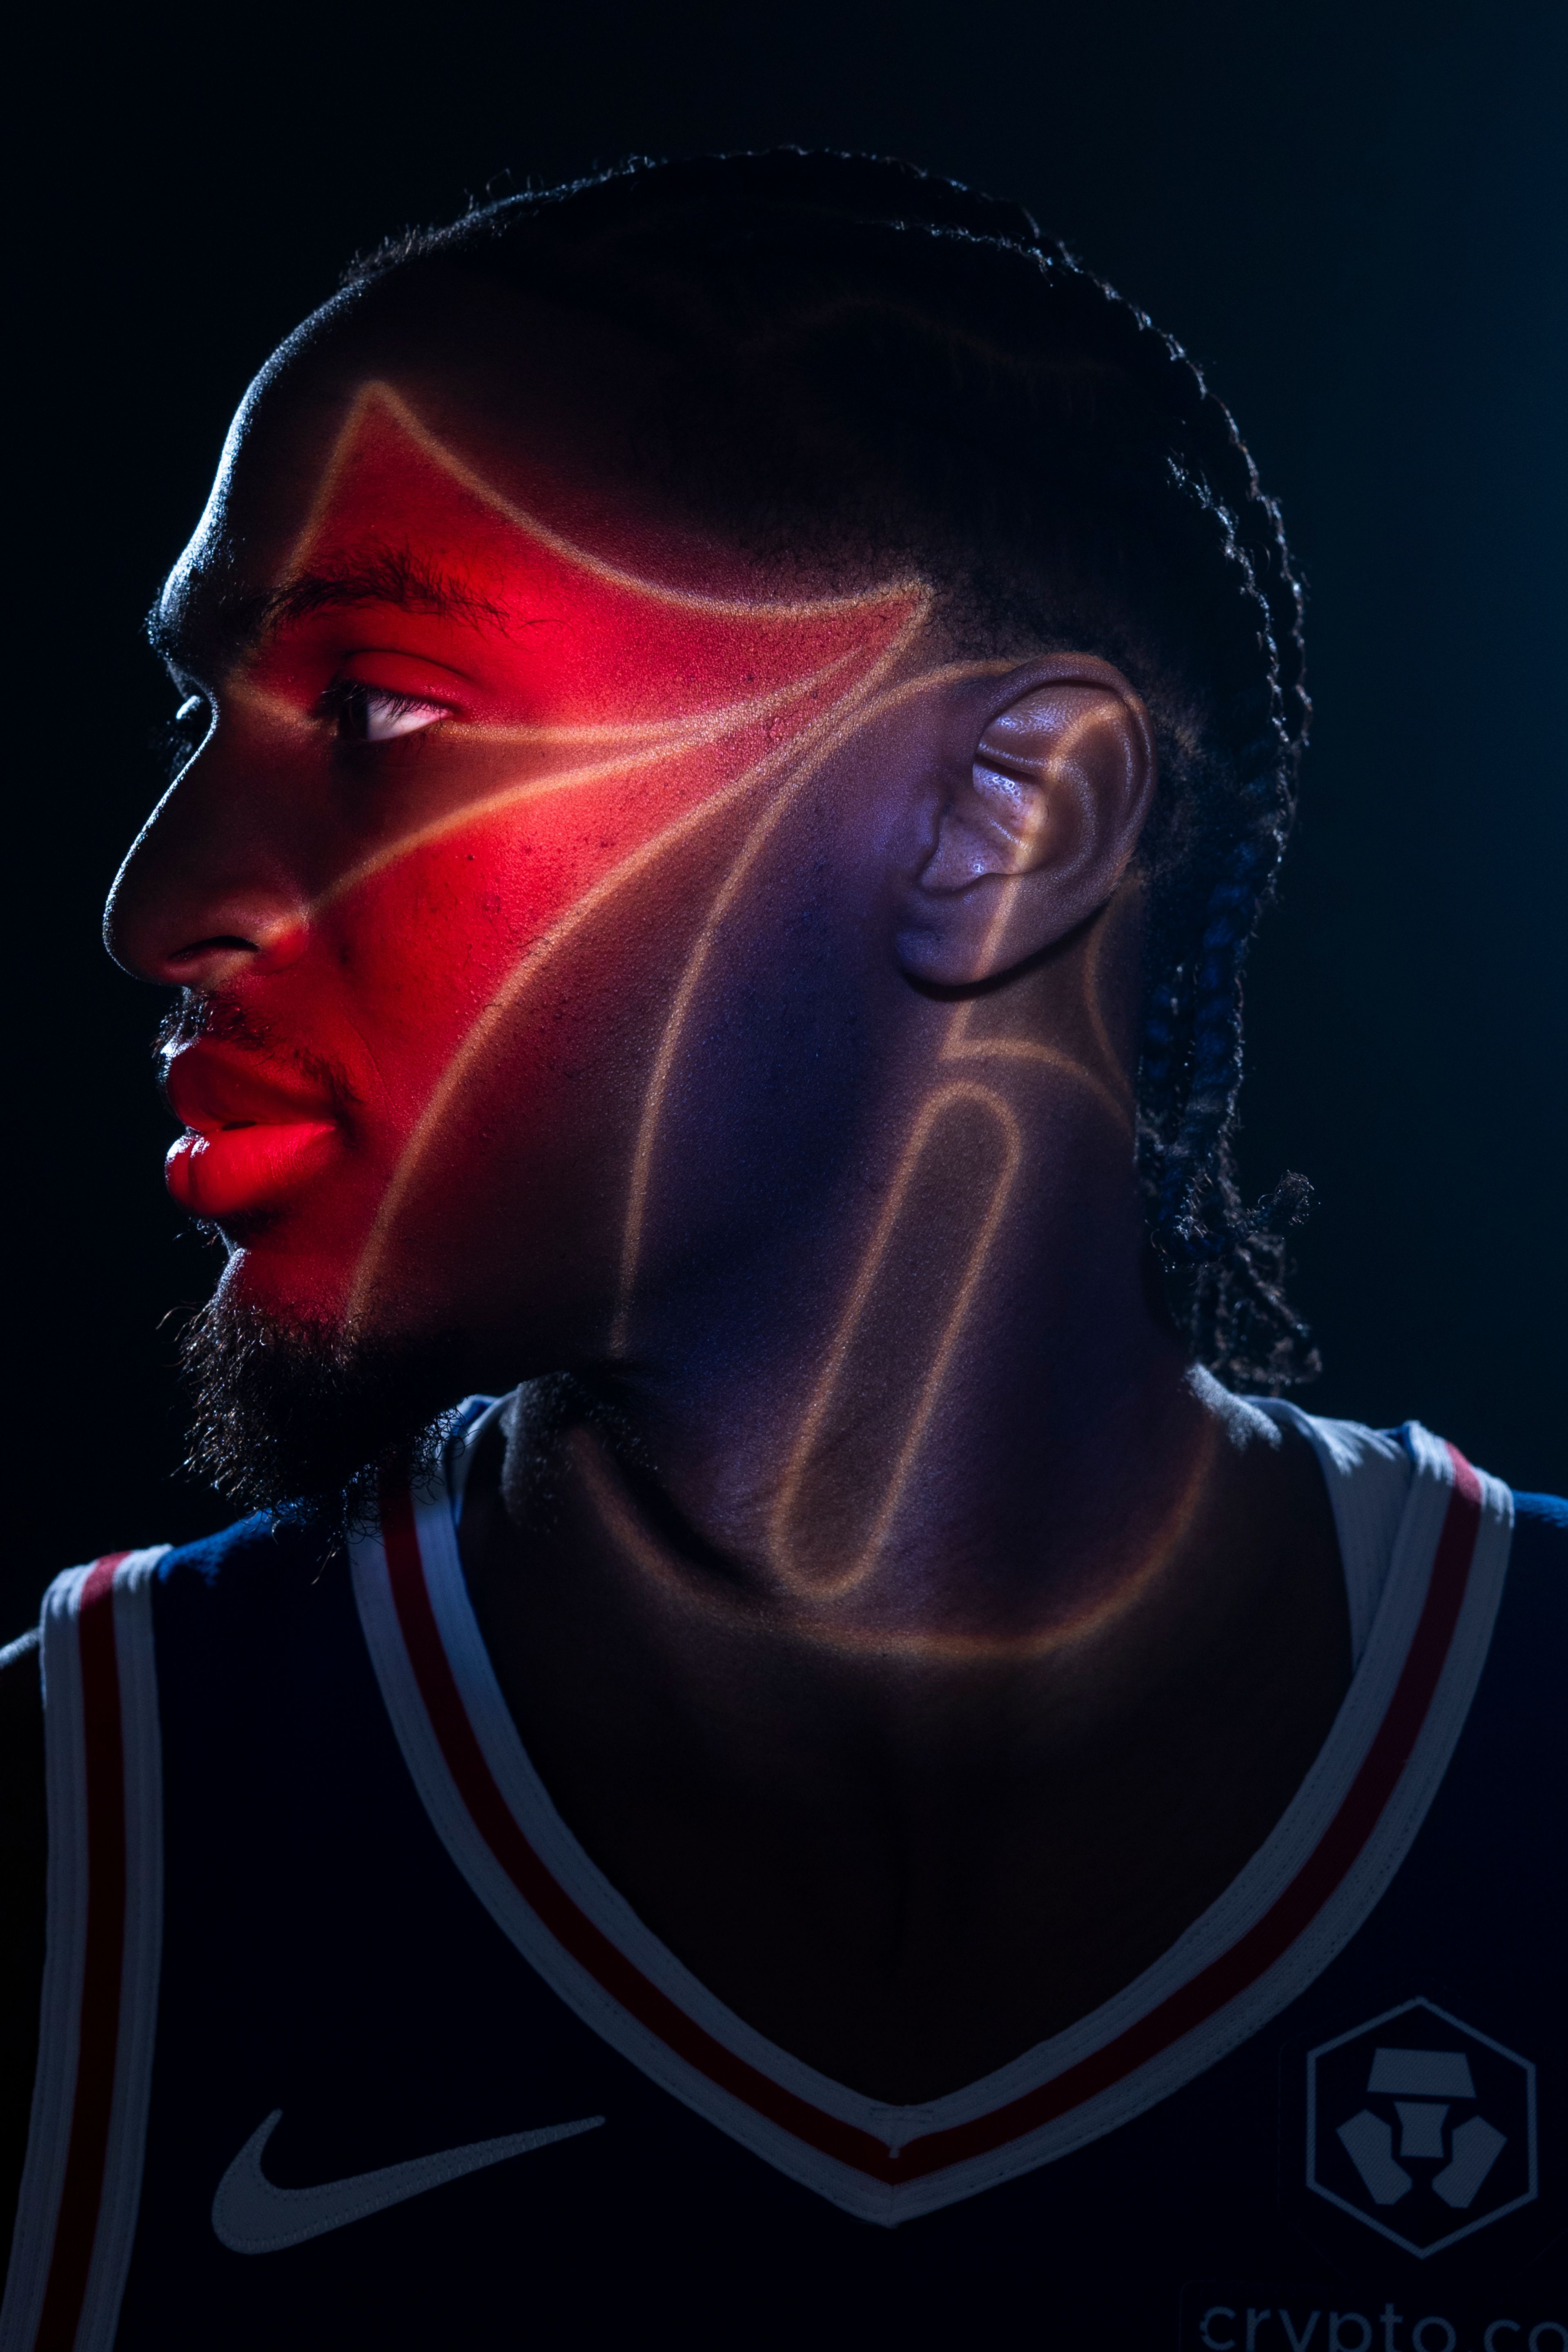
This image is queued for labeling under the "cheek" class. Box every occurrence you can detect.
[323,811,628,1121]
[229,829,633,1333]
[317,840,661,1337]
[312,726,768,1136]
[331,813,659,1250]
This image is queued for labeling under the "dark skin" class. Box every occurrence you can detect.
[2,276,1348,2236]
[1,1411,1343,2181]
[460,1403,1344,2100]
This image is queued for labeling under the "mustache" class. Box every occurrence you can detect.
[154,992,361,1112]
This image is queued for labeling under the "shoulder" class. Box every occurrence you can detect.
[0,1626,44,1887]
[1442,1483,1566,1794]
[130,1512,364,1764]
[2,1508,350,2259]
[151,1507,345,1601]
[1510,1486,1568,1541]
[140,1508,352,1656]
[12,1512,351,1706]
[1497,1486,1567,1631]
[1,1626,45,1889]
[0,1623,41,1727]
[2,1506,346,1892]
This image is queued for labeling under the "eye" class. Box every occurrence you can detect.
[334,683,449,744]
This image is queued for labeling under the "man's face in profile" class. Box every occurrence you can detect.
[109,276,1155,1546]
[113,314,929,1391]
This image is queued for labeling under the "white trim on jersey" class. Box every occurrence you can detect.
[2,1569,92,2352]
[0,1549,167,2352]
[1256,1401,1416,1667]
[86,1561,165,2348]
[351,1417,1513,2227]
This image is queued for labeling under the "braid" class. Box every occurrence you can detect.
[1011,255,1315,1383]
[347,150,1319,1390]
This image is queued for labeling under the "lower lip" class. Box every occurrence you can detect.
[165,1121,339,1221]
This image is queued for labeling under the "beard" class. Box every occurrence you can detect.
[180,1285,470,1526]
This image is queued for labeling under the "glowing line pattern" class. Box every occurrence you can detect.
[761,702,1135,1595]
[261,385,928,1320]
[222,387,1144,1623]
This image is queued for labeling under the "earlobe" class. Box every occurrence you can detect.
[896,660,1154,989]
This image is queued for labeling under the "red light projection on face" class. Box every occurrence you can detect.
[161,385,928,1336]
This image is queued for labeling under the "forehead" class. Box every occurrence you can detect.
[156,298,927,720]
[159,285,831,677]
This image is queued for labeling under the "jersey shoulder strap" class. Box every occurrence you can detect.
[0,1511,342,2352]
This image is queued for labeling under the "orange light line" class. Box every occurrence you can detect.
[607,623,970,1350]
[576,1411,1218,1665]
[766,1080,1022,1595]
[609,653,1055,1348]
[284,381,925,624]
[756,703,1137,1593]
[343,709,883,1321]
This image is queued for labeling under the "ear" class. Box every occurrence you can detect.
[896,655,1155,987]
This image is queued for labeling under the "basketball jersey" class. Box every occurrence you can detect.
[3,1403,1563,2350]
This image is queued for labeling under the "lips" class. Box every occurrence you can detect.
[163,1041,341,1221]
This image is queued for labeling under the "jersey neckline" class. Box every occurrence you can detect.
[349,1410,1513,2226]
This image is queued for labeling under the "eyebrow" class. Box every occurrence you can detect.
[147,546,514,675]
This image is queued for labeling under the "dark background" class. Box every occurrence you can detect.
[10,0,1564,1634]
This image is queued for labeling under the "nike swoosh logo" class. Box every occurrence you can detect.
[212,2107,605,2252]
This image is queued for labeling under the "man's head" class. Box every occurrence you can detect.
[107,150,1313,1512]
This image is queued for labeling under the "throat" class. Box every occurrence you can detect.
[457,1395,1349,2103]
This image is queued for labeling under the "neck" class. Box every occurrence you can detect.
[513,949,1218,1657]
[457,909,1352,2100]
[463,1061,1347,2096]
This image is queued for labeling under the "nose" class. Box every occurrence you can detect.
[105,738,311,988]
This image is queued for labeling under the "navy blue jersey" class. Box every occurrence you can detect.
[3,1405,1563,2350]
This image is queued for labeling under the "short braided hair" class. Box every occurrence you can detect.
[345,149,1319,1390]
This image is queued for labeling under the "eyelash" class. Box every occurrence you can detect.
[323,680,450,742]
[160,682,453,776]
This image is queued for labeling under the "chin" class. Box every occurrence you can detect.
[214,1233,360,1329]
[180,1270,470,1521]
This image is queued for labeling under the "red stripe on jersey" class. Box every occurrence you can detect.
[891,1444,1484,2176]
[381,1486,892,2176]
[383,1448,1484,2189]
[36,1554,130,2352]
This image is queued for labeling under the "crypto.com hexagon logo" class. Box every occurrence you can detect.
[1307,1998,1537,2257]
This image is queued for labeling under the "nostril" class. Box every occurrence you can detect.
[170,935,263,962]
[104,864,312,982]
[157,906,311,983]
